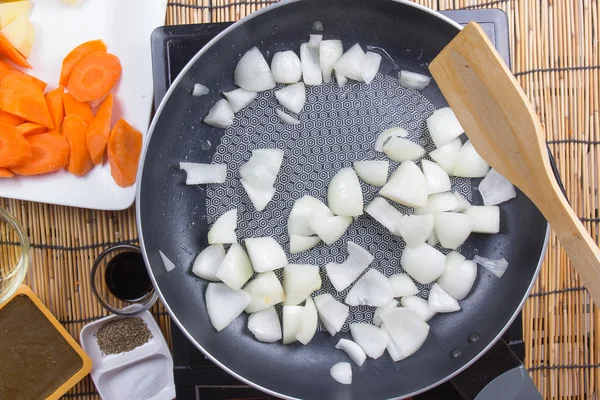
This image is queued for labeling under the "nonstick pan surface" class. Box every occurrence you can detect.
[137,1,548,398]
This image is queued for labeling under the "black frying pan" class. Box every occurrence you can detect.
[137,1,548,398]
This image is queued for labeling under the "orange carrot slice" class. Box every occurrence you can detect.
[10,133,70,176]
[0,68,46,91]
[107,119,142,187]
[0,60,14,72]
[62,114,93,176]
[0,33,31,69]
[0,75,53,129]
[59,39,107,87]
[0,122,32,167]
[63,92,93,124]
[0,167,14,177]
[16,122,46,136]
[86,93,112,164]
[67,52,121,102]
[45,87,64,134]
[0,110,24,126]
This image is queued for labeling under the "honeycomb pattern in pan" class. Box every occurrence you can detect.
[206,73,474,330]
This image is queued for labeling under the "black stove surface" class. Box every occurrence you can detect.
[150,8,522,400]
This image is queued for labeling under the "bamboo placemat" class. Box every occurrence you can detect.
[0,0,597,398]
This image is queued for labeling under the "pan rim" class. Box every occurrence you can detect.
[136,1,548,398]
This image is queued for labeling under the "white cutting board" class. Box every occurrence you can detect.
[0,0,167,210]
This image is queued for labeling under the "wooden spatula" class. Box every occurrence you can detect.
[429,22,600,301]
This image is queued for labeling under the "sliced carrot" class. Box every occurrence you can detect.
[67,52,121,102]
[0,68,46,91]
[0,110,23,126]
[0,75,53,128]
[0,60,13,72]
[0,167,14,178]
[0,60,46,90]
[0,122,32,167]
[59,39,107,87]
[107,119,142,187]
[62,114,93,176]
[45,87,64,134]
[63,92,93,123]
[10,133,70,176]
[16,122,46,136]
[86,93,112,164]
[0,33,31,69]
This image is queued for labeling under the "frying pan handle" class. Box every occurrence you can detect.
[449,340,541,400]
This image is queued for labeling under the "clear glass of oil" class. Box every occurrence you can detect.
[0,207,29,304]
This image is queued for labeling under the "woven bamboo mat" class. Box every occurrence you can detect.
[1,0,597,398]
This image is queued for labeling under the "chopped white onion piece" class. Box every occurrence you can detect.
[223,88,257,113]
[381,323,405,361]
[192,83,209,97]
[415,192,459,215]
[445,251,466,272]
[373,299,398,327]
[452,140,490,178]
[241,179,275,211]
[275,82,306,114]
[400,296,436,322]
[353,160,389,187]
[326,241,374,292]
[427,229,439,246]
[308,35,322,61]
[310,216,352,245]
[288,195,333,236]
[243,271,285,313]
[159,250,176,272]
[365,197,403,233]
[400,243,446,284]
[276,109,300,125]
[479,168,517,206]
[428,283,461,313]
[207,209,237,244]
[330,362,352,385]
[250,148,284,176]
[399,70,431,90]
[300,43,322,85]
[396,214,435,248]
[463,206,500,234]
[381,308,430,359]
[434,212,473,250]
[426,107,464,148]
[335,68,347,87]
[320,40,343,82]
[215,243,253,290]
[452,192,472,212]
[247,306,282,342]
[328,167,363,216]
[345,269,394,307]
[437,260,477,301]
[204,99,234,128]
[289,235,321,254]
[180,162,227,185]
[282,305,304,344]
[383,136,425,163]
[271,50,302,84]
[234,47,276,92]
[314,293,349,336]
[335,339,367,366]
[422,160,451,194]
[379,161,428,208]
[192,244,225,281]
[474,255,509,278]
[350,323,388,359]
[245,237,288,272]
[283,264,322,305]
[361,51,382,84]
[389,273,418,297]
[429,138,462,174]
[375,127,409,152]
[297,297,318,345]
[206,282,251,331]
[333,43,365,82]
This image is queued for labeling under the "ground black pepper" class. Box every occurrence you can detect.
[96,316,153,355]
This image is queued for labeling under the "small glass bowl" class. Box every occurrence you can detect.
[0,207,30,304]
[90,244,157,316]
